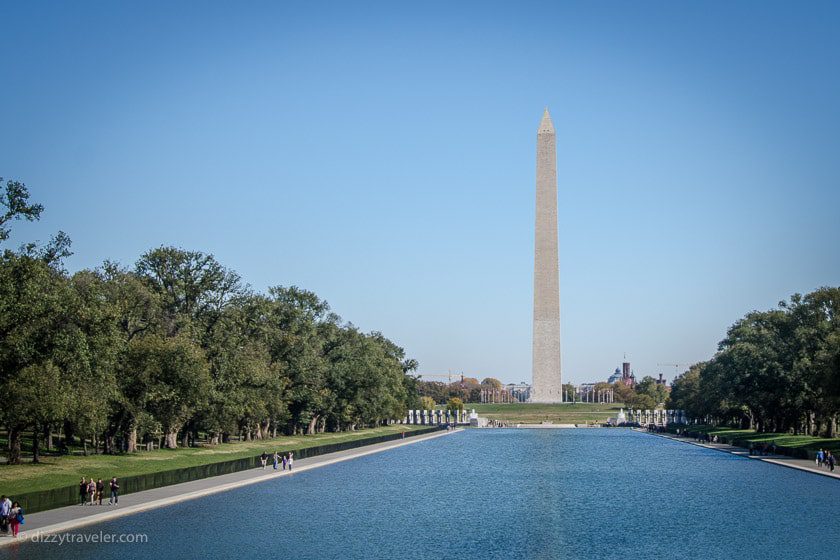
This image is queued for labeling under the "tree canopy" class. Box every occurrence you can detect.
[0,180,420,463]
[668,288,840,436]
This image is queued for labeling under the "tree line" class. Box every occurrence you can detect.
[0,179,420,464]
[417,377,499,404]
[668,288,840,436]
[419,375,669,410]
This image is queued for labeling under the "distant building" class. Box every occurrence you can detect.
[481,382,531,403]
[574,383,615,403]
[607,361,635,387]
[507,383,531,403]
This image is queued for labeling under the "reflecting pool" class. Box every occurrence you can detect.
[3,428,839,560]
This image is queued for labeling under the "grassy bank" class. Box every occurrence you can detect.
[464,403,624,424]
[677,425,840,457]
[0,425,426,497]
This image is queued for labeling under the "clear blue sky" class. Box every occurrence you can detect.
[2,1,838,385]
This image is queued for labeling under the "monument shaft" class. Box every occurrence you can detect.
[531,109,562,403]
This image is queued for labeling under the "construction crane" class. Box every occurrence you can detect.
[416,372,466,384]
[657,363,692,377]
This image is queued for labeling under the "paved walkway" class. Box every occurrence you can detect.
[642,430,840,480]
[0,428,460,547]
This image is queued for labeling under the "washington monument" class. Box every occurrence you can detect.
[530,108,562,403]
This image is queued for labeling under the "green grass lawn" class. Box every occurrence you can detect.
[0,425,426,497]
[462,402,624,424]
[682,425,840,455]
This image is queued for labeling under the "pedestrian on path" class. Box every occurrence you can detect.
[273,451,279,470]
[0,495,10,535]
[260,451,268,469]
[109,477,119,505]
[86,478,96,505]
[79,477,87,505]
[8,502,22,538]
[96,479,105,505]
[287,452,294,471]
[282,454,287,470]
[816,449,825,467]
[828,452,836,472]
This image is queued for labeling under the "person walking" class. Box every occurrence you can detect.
[817,449,825,467]
[109,477,119,505]
[287,452,294,471]
[260,451,268,470]
[828,452,836,473]
[96,479,105,505]
[87,477,96,506]
[0,495,10,535]
[79,477,88,505]
[281,454,287,470]
[8,502,23,538]
[273,451,279,470]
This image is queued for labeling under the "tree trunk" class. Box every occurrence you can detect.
[32,427,41,463]
[63,420,76,448]
[307,415,319,435]
[181,431,189,448]
[7,427,23,465]
[126,425,138,453]
[165,431,178,449]
[44,424,53,450]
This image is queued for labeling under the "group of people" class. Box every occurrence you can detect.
[260,451,294,471]
[748,442,778,456]
[694,432,720,444]
[0,495,24,538]
[79,477,120,506]
[815,449,837,472]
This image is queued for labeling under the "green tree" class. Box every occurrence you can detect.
[135,246,245,338]
[133,335,211,448]
[3,363,69,462]
[635,376,668,405]
[613,382,635,405]
[420,396,436,410]
[481,377,503,389]
[0,253,81,463]
[446,397,465,412]
[628,393,656,411]
[0,177,43,242]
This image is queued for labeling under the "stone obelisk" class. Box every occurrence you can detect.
[530,108,562,403]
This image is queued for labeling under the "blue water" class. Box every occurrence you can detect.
[3,429,839,559]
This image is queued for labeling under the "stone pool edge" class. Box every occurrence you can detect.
[0,428,462,548]
[639,429,840,481]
